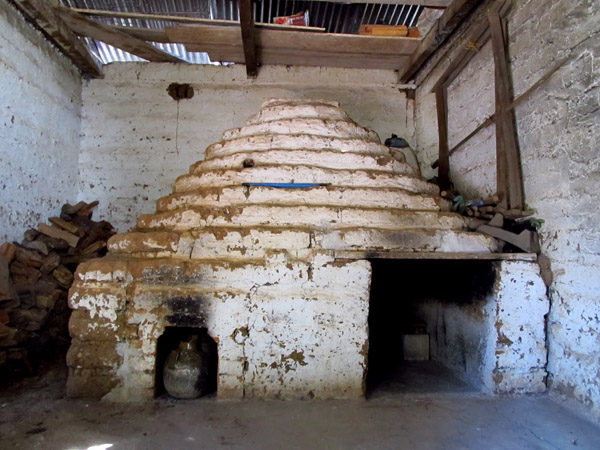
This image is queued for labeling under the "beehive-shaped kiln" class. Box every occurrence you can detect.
[67,99,495,401]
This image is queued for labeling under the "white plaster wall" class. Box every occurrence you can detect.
[0,2,82,243]
[79,63,412,232]
[414,0,600,419]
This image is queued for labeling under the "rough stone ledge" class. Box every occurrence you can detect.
[135,206,465,232]
[69,310,123,342]
[67,338,122,369]
[67,367,119,399]
[174,166,438,194]
[157,185,446,213]
[205,135,394,159]
[190,149,413,174]
[246,103,350,124]
[108,231,180,254]
[221,118,380,142]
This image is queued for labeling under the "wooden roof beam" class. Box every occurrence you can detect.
[399,0,484,82]
[237,0,258,78]
[54,5,186,64]
[309,0,452,6]
[11,0,102,78]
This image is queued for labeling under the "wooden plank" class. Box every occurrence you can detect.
[359,25,408,37]
[237,0,258,78]
[431,27,490,92]
[310,0,452,6]
[431,1,509,92]
[55,6,185,63]
[0,254,11,300]
[399,0,484,82]
[48,217,79,234]
[489,12,523,210]
[193,44,410,69]
[11,0,102,77]
[37,224,79,248]
[335,251,537,261]
[435,87,450,190]
[167,26,419,55]
[108,26,172,43]
[71,8,325,32]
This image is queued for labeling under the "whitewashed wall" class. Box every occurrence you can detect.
[0,3,82,243]
[414,0,600,420]
[79,63,413,232]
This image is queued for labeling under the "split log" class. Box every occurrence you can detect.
[23,240,49,256]
[40,252,61,275]
[15,247,43,268]
[37,224,79,248]
[53,265,74,287]
[49,217,80,234]
[0,243,17,262]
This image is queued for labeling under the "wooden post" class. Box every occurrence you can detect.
[435,86,450,191]
[237,0,258,78]
[489,12,524,210]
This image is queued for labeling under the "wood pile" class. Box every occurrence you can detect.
[440,190,542,253]
[0,201,114,372]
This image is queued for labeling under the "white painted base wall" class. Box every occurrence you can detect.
[0,2,82,243]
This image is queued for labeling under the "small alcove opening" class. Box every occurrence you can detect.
[154,326,218,399]
[366,259,496,398]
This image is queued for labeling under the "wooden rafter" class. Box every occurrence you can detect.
[166,25,417,70]
[309,0,452,6]
[68,8,325,32]
[54,6,185,64]
[489,11,523,210]
[10,0,102,77]
[435,87,450,190]
[399,0,484,82]
[237,0,258,78]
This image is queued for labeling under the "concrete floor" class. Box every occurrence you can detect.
[1,361,599,450]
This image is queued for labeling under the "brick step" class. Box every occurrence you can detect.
[191,148,415,175]
[174,165,438,195]
[246,103,350,125]
[221,118,379,142]
[205,135,392,159]
[157,185,446,213]
[136,205,466,232]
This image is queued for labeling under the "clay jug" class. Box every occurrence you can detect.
[163,335,210,399]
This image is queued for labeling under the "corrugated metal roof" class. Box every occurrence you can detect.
[60,0,423,64]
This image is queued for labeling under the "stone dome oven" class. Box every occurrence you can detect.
[67,99,549,402]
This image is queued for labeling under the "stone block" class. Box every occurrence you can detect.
[68,310,122,342]
[69,285,127,321]
[74,258,130,283]
[66,338,122,369]
[108,231,180,254]
[9,308,48,331]
[67,367,118,399]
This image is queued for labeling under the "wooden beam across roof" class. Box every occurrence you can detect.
[167,25,418,70]
[11,0,102,77]
[68,8,326,32]
[309,0,452,6]
[399,0,484,82]
[54,6,186,64]
[237,0,258,78]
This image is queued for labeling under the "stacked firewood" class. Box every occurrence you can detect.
[441,191,534,220]
[0,201,114,372]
